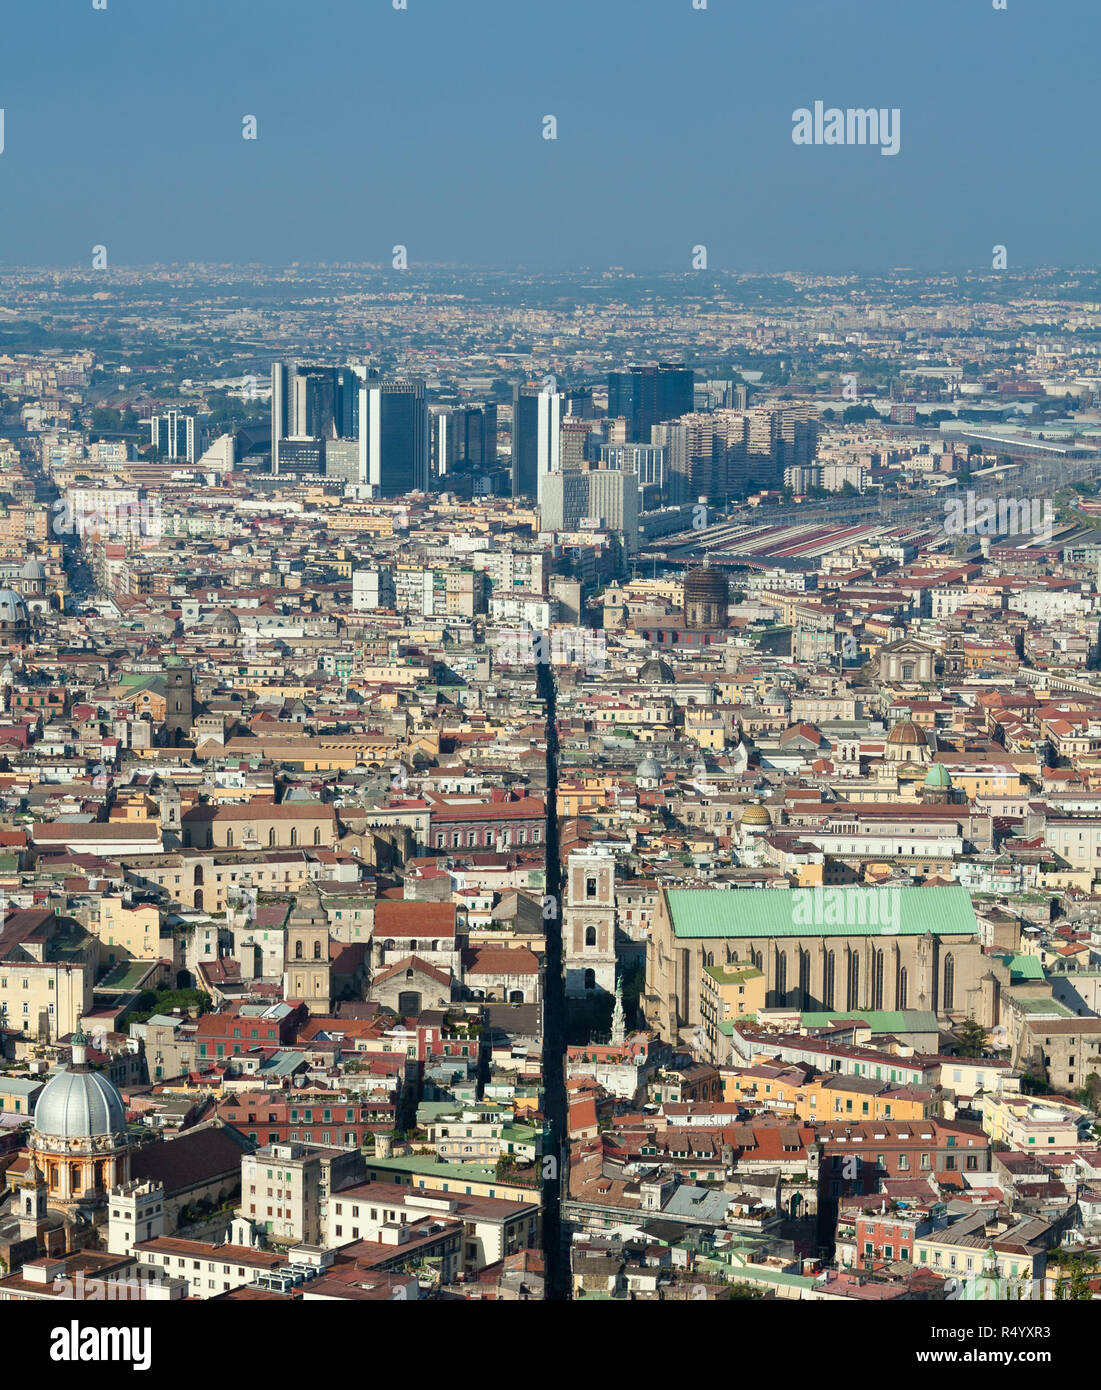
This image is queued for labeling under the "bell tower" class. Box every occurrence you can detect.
[18,1161,48,1242]
[157,779,182,848]
[563,849,617,999]
[283,882,332,1015]
[163,661,194,743]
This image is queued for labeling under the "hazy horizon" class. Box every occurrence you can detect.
[1,0,1096,273]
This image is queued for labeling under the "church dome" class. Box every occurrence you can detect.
[741,803,771,828]
[203,609,241,634]
[888,718,926,747]
[924,762,952,788]
[637,755,663,783]
[0,589,29,631]
[20,558,46,582]
[34,1063,126,1139]
[638,657,675,685]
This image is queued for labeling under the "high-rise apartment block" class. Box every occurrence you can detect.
[150,411,197,463]
[655,404,819,504]
[540,468,639,553]
[511,383,562,501]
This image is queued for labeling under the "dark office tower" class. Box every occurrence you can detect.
[608,364,693,441]
[163,661,194,744]
[468,403,497,469]
[608,367,657,442]
[271,361,361,474]
[357,374,429,496]
[511,383,561,499]
[297,367,337,440]
[297,365,361,440]
[277,439,325,476]
[562,387,594,419]
[560,418,592,472]
[434,404,498,477]
[335,367,359,440]
[656,363,694,421]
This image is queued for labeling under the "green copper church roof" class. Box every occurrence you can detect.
[665,885,979,939]
[799,1010,939,1033]
[994,952,1044,982]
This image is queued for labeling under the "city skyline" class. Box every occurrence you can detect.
[1,0,1100,1339]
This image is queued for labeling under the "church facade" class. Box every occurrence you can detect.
[877,638,937,685]
[0,1027,132,1267]
[282,882,332,1015]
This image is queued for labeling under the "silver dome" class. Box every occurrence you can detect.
[0,589,28,626]
[202,608,240,633]
[34,1067,126,1139]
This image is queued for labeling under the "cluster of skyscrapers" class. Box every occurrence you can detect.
[270,362,429,495]
[514,364,818,543]
[265,358,817,522]
[654,403,819,503]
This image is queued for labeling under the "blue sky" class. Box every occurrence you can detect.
[1,0,1096,271]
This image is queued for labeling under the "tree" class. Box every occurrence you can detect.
[206,390,253,427]
[1074,1073,1101,1114]
[1020,1068,1052,1096]
[90,406,122,431]
[726,1280,767,1300]
[126,986,208,1028]
[1053,1253,1097,1300]
[955,1018,987,1058]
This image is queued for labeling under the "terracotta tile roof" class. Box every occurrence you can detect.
[374,901,457,937]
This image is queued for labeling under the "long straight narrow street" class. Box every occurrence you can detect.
[537,655,570,1300]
